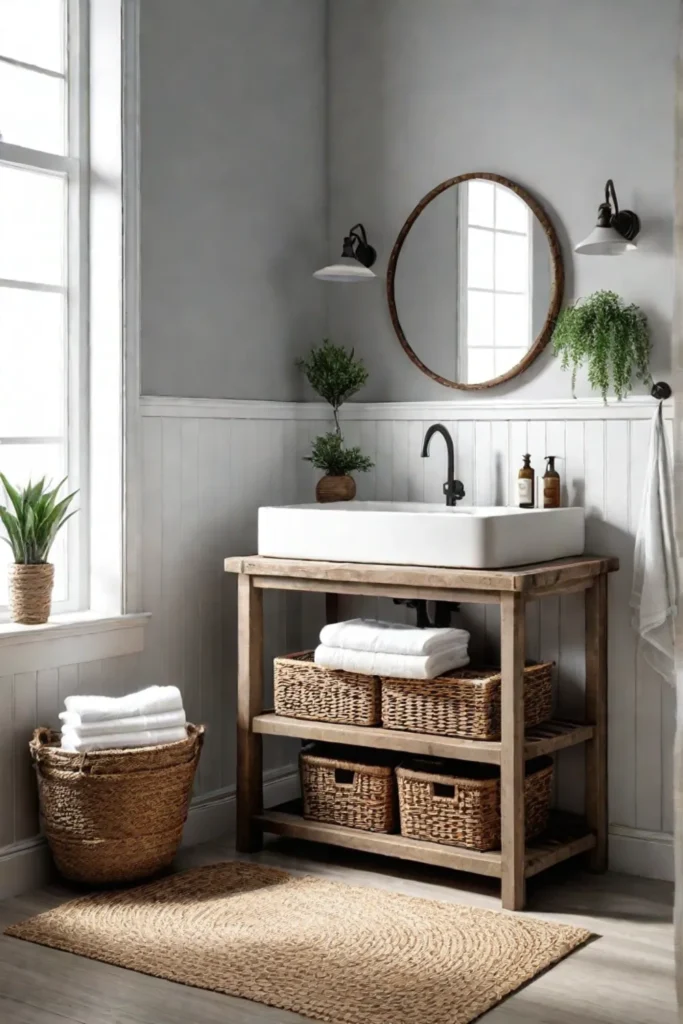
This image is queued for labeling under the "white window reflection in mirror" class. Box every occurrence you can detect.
[459,180,532,384]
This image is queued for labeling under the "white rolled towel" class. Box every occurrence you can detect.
[60,725,188,753]
[320,618,469,657]
[314,643,469,680]
[59,709,186,737]
[63,685,183,723]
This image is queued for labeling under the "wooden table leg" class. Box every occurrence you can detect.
[585,573,608,871]
[500,591,526,911]
[237,574,264,852]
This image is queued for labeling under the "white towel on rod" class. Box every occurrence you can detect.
[59,709,186,737]
[63,685,183,723]
[319,618,470,657]
[60,725,188,753]
[314,643,469,680]
[630,403,680,683]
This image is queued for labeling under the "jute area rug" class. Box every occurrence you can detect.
[6,861,591,1024]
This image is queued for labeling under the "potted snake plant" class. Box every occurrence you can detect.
[0,476,78,624]
[297,339,374,501]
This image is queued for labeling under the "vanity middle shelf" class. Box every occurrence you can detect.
[253,713,594,764]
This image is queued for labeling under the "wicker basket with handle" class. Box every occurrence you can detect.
[30,724,204,884]
[396,755,553,852]
[275,651,381,726]
[381,662,553,740]
[300,744,397,833]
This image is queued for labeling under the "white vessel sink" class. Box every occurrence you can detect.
[258,501,585,570]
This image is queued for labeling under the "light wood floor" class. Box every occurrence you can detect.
[0,835,675,1024]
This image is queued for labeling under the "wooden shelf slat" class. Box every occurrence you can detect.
[256,805,595,881]
[252,713,594,764]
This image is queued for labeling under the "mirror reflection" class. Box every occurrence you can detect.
[391,177,559,387]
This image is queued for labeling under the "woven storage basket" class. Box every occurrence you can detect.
[396,755,553,852]
[30,724,204,884]
[275,651,381,726]
[381,662,553,740]
[300,745,397,833]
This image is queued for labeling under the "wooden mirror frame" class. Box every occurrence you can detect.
[386,172,565,391]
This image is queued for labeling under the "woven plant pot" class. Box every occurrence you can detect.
[8,563,55,624]
[30,724,204,884]
[316,475,356,503]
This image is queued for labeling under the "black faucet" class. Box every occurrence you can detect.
[421,423,465,506]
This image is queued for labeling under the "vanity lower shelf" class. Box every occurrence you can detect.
[252,713,594,764]
[256,803,596,881]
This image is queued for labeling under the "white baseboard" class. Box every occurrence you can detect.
[181,764,300,848]
[0,765,300,901]
[608,825,674,881]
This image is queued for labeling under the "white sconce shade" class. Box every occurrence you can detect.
[314,223,378,283]
[575,179,640,257]
[574,225,637,256]
[313,258,377,282]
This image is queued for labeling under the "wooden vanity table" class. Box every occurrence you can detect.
[225,553,617,910]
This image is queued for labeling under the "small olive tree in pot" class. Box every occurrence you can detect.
[553,290,651,401]
[297,340,374,502]
[0,476,78,624]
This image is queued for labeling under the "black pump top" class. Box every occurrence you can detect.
[522,454,531,467]
[545,455,557,471]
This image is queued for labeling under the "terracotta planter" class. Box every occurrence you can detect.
[8,563,55,625]
[315,475,356,503]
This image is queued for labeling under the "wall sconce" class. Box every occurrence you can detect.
[574,179,640,256]
[313,223,377,282]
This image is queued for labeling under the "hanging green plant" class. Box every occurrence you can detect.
[553,290,651,401]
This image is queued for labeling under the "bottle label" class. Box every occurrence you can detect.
[544,479,560,508]
[518,479,533,505]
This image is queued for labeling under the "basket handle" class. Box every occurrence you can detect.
[334,767,355,787]
[432,782,456,801]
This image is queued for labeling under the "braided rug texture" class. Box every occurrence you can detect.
[5,861,592,1024]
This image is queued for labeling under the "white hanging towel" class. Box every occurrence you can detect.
[320,618,470,657]
[314,643,469,680]
[630,403,680,683]
[60,725,188,753]
[63,685,183,723]
[59,709,186,737]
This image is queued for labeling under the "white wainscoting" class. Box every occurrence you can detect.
[137,394,675,880]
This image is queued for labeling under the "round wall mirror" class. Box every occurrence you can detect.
[387,173,564,390]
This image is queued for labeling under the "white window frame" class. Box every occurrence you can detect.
[0,0,90,616]
[457,182,534,384]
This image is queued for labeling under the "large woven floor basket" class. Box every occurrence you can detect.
[30,724,204,884]
[381,662,553,740]
[397,755,553,852]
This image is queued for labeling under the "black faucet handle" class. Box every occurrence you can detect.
[443,480,466,502]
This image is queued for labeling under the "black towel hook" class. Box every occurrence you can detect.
[651,381,672,401]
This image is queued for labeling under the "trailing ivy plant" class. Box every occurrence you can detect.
[297,340,374,476]
[0,475,78,564]
[553,290,651,401]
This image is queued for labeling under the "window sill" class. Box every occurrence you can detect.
[0,612,150,674]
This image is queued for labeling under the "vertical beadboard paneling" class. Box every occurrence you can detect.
[13,672,38,841]
[0,676,14,848]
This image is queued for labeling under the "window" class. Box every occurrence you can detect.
[0,0,88,612]
[458,180,533,384]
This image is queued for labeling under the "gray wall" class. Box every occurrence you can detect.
[140,0,327,401]
[328,0,677,402]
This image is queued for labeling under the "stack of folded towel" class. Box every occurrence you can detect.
[315,618,470,680]
[59,685,187,753]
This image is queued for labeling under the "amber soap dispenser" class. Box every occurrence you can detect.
[543,456,561,508]
[517,454,535,508]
